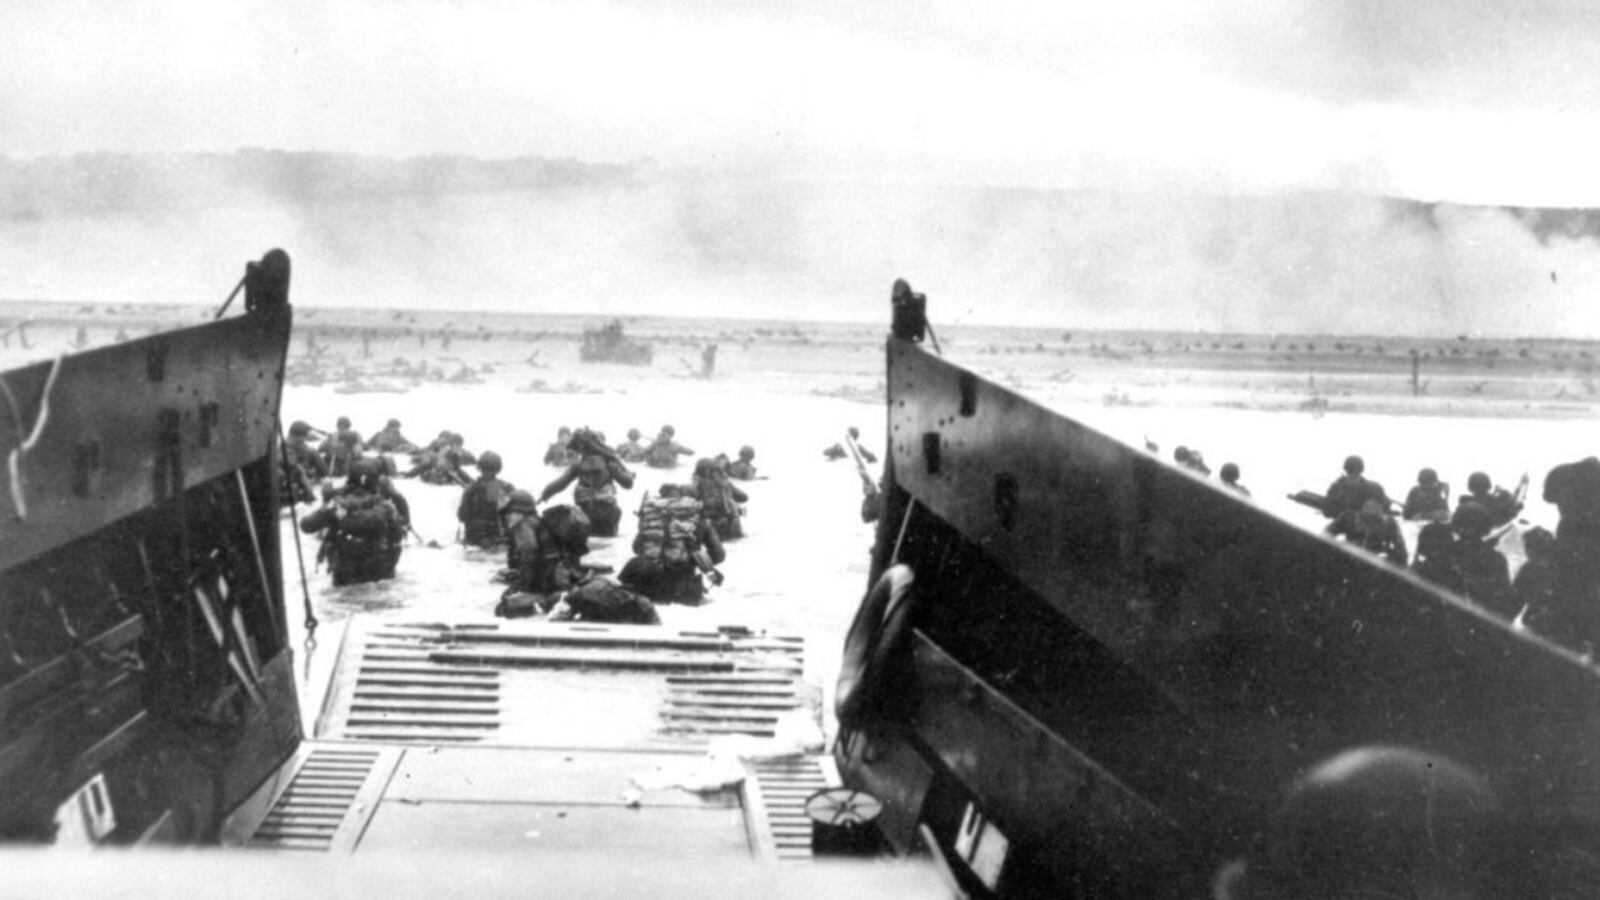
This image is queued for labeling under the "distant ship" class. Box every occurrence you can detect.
[579,318,653,365]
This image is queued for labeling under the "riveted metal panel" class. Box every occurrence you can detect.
[849,336,1600,893]
[0,306,291,573]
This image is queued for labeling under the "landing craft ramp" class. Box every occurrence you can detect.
[316,619,810,746]
[228,618,835,862]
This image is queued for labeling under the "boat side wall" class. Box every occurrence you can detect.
[840,335,1600,896]
[0,307,292,575]
[0,267,299,847]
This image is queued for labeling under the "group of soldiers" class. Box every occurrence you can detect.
[1312,452,1600,655]
[283,417,477,487]
[1165,443,1251,497]
[1150,435,1600,656]
[284,418,417,587]
[287,413,766,627]
[468,423,762,624]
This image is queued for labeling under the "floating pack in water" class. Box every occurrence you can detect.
[551,580,660,625]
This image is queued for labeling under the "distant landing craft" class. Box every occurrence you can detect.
[579,319,653,365]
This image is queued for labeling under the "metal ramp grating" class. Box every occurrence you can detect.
[331,624,504,744]
[247,747,383,851]
[655,629,807,743]
[662,671,806,740]
[744,755,837,861]
[322,620,810,747]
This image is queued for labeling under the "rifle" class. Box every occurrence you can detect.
[569,429,627,467]
[842,431,877,497]
[407,523,443,549]
[843,431,883,523]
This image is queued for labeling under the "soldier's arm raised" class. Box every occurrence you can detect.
[540,466,579,503]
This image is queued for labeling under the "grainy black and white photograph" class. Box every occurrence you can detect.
[5,2,1600,897]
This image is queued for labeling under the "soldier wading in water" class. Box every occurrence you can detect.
[301,458,406,587]
[539,429,636,538]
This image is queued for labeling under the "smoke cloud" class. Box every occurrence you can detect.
[1,151,1598,337]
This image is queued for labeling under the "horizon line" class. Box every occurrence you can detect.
[2,297,1597,345]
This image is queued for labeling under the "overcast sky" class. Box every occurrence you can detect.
[7,0,1600,205]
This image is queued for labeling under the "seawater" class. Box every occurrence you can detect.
[277,367,1598,728]
[277,378,883,722]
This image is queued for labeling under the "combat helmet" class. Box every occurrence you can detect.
[1523,525,1555,560]
[289,420,311,437]
[738,445,755,460]
[1235,746,1500,900]
[1452,501,1493,540]
[567,428,599,453]
[627,428,642,441]
[500,490,537,515]
[346,457,382,491]
[1344,455,1365,476]
[477,451,503,474]
[1467,471,1491,494]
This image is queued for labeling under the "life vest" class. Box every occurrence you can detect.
[506,515,543,573]
[573,454,618,506]
[1326,474,1382,519]
[634,492,703,564]
[325,430,363,477]
[460,478,511,544]
[696,478,739,520]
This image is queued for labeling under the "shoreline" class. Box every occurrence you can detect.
[1,302,1596,423]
